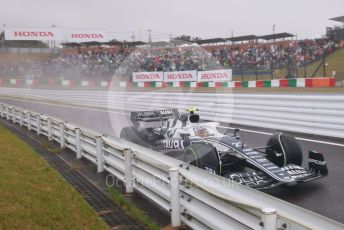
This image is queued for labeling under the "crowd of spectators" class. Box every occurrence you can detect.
[0,52,128,80]
[0,38,343,81]
[213,38,341,69]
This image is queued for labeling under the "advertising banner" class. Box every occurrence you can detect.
[64,29,108,42]
[132,72,164,82]
[197,69,232,82]
[4,27,63,40]
[4,28,108,42]
[164,70,197,82]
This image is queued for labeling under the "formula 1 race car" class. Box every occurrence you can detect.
[120,108,328,189]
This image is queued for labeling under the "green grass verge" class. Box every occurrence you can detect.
[106,187,159,230]
[230,48,344,81]
[0,124,109,230]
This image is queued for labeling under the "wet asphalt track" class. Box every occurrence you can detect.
[0,97,343,223]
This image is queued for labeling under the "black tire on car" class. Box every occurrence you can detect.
[120,127,151,148]
[265,132,303,167]
[183,142,220,175]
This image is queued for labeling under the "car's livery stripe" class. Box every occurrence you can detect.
[205,138,294,182]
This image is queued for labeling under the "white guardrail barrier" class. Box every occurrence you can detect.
[0,88,343,138]
[0,102,343,230]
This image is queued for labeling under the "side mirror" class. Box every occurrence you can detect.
[234,128,240,137]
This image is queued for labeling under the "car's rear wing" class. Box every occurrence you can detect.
[130,109,179,124]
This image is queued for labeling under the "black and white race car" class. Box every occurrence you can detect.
[120,108,328,189]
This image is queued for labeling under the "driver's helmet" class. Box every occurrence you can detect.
[193,126,209,138]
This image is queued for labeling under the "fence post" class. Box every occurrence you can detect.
[255,65,258,81]
[323,55,327,78]
[12,107,15,123]
[75,128,82,159]
[36,115,41,135]
[47,118,52,140]
[19,110,24,126]
[262,208,277,230]
[0,104,3,118]
[241,64,244,81]
[6,106,10,120]
[169,167,181,227]
[1,104,4,118]
[3,105,6,118]
[27,113,31,131]
[59,122,65,148]
[96,136,104,173]
[123,148,134,193]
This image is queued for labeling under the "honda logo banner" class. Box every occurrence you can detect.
[164,70,197,82]
[197,69,232,82]
[133,72,164,82]
[4,28,63,40]
[132,70,232,82]
[4,28,108,42]
[64,29,108,42]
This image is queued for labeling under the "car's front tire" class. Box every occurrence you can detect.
[265,132,303,167]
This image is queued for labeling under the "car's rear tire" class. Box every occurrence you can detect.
[183,142,220,175]
[120,127,151,148]
[266,132,303,167]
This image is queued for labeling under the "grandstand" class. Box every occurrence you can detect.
[0,36,342,81]
[0,20,343,83]
[327,16,344,41]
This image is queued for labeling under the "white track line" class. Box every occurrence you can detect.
[1,96,343,147]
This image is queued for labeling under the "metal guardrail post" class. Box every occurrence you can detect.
[6,106,10,121]
[75,128,82,159]
[27,113,31,131]
[0,104,3,118]
[262,208,277,230]
[123,148,134,193]
[36,115,41,135]
[169,167,181,227]
[96,136,104,173]
[1,105,4,118]
[11,108,15,123]
[19,110,23,126]
[59,122,65,148]
[47,118,52,140]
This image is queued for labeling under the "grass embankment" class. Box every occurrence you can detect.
[301,48,344,80]
[231,48,344,81]
[0,124,108,230]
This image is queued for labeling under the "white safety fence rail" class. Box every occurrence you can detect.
[1,103,343,230]
[0,88,343,138]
